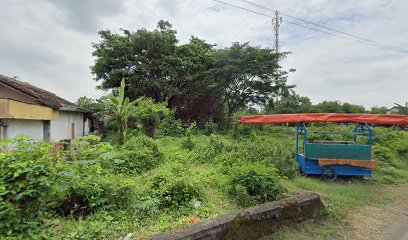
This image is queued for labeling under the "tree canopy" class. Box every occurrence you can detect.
[209,42,294,119]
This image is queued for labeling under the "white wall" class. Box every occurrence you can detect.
[5,119,43,140]
[1,111,91,142]
[50,111,86,142]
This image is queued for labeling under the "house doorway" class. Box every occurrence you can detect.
[43,120,50,142]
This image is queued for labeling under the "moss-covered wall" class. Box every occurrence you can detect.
[149,192,322,240]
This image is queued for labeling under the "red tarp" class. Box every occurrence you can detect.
[240,113,408,126]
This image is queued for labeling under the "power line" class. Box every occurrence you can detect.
[282,19,385,48]
[237,0,400,51]
[213,0,270,18]
[213,0,407,53]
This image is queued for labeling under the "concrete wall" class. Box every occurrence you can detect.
[7,99,59,120]
[149,192,322,240]
[50,111,86,142]
[4,119,44,140]
[1,111,90,142]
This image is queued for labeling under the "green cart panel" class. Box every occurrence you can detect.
[305,143,371,160]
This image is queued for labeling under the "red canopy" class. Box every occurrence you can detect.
[240,113,408,126]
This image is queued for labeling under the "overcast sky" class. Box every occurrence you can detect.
[1,0,407,108]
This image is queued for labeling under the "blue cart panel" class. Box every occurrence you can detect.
[296,123,374,178]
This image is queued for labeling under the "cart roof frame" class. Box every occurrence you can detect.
[240,113,408,126]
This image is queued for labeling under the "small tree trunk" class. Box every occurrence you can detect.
[226,108,234,129]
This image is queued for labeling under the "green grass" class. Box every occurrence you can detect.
[4,125,407,239]
[265,175,405,239]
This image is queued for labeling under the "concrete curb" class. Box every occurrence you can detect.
[148,192,322,240]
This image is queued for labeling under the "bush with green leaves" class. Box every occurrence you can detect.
[373,127,403,148]
[70,135,114,161]
[372,145,395,162]
[156,117,184,137]
[54,161,138,218]
[217,136,297,179]
[147,162,204,209]
[203,119,219,135]
[0,137,57,235]
[226,162,286,207]
[181,122,196,151]
[113,135,163,174]
[395,138,408,159]
[132,97,172,138]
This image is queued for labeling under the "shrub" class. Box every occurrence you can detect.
[54,162,138,218]
[395,138,408,159]
[227,163,286,207]
[147,163,204,209]
[203,119,218,135]
[133,195,161,219]
[218,136,297,179]
[132,97,172,138]
[372,145,395,162]
[70,135,114,161]
[181,123,196,151]
[373,127,402,149]
[156,117,184,137]
[0,137,56,235]
[230,123,253,138]
[113,136,163,174]
[192,134,228,163]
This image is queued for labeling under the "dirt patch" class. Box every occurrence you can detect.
[345,184,408,240]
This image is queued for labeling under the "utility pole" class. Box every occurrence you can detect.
[271,10,283,103]
[272,10,282,54]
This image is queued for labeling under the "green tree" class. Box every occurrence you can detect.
[92,20,180,102]
[370,106,388,114]
[391,102,408,114]
[170,37,224,125]
[76,95,112,118]
[132,97,171,137]
[315,101,343,113]
[341,103,366,113]
[266,90,315,113]
[210,42,294,123]
[110,79,134,144]
[91,21,223,125]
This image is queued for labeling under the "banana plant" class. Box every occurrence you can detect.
[110,78,135,144]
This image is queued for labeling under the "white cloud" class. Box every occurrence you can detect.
[0,0,406,108]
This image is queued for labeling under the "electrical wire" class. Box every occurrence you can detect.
[237,0,401,51]
[212,0,407,53]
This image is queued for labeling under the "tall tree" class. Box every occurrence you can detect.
[91,20,180,102]
[210,42,294,121]
[91,21,224,125]
[170,37,223,125]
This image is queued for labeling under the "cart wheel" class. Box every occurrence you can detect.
[322,168,337,182]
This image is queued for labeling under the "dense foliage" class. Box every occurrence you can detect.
[91,20,293,126]
[0,122,407,239]
[0,137,56,235]
[3,18,407,240]
[113,135,163,174]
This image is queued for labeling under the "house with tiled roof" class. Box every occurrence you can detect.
[0,74,92,142]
